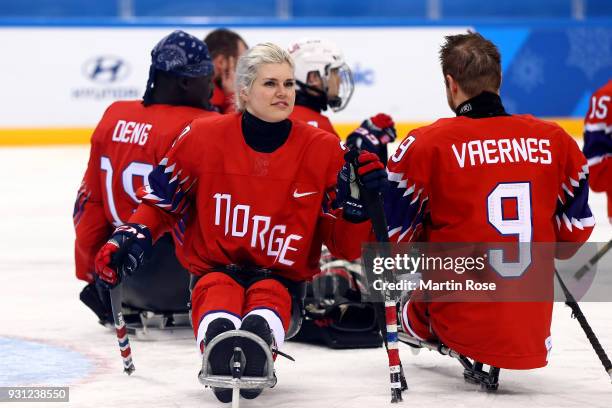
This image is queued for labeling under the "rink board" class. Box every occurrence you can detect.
[1,21,609,145]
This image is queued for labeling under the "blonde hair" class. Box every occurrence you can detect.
[234,42,295,112]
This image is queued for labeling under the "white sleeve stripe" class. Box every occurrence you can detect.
[561,183,574,197]
[579,216,595,227]
[569,177,579,187]
[587,154,611,167]
[585,122,612,133]
[321,211,337,219]
[398,228,412,242]
[571,217,585,230]
[562,213,573,231]
[164,163,176,174]
[559,215,595,231]
[388,226,402,237]
[388,171,405,182]
[403,184,416,197]
[557,194,565,205]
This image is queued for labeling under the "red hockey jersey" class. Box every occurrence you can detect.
[290,105,339,138]
[583,79,612,221]
[386,114,594,368]
[130,113,370,282]
[210,86,235,114]
[73,100,217,282]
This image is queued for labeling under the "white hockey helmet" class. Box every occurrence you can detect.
[288,38,354,112]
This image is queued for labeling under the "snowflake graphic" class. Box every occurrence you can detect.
[566,28,612,79]
[510,49,545,93]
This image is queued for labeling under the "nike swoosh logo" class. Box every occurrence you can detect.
[293,189,317,198]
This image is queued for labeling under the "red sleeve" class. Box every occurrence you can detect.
[582,82,612,194]
[129,122,202,240]
[582,82,612,220]
[316,211,372,261]
[384,130,431,242]
[588,161,611,194]
[73,131,113,282]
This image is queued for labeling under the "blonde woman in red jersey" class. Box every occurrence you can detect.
[93,43,386,403]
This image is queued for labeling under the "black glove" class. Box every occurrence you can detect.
[94,223,153,289]
[337,149,388,223]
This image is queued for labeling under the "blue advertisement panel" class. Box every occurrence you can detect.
[479,25,612,117]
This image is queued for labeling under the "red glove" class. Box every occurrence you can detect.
[355,151,385,180]
[368,113,396,144]
[346,114,397,156]
[94,224,152,289]
[337,150,388,223]
[95,242,121,287]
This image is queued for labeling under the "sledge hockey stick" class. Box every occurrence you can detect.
[107,236,138,375]
[347,149,406,402]
[555,269,611,383]
[574,239,612,280]
[109,286,135,375]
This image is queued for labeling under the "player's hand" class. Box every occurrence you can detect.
[94,224,153,289]
[346,113,397,153]
[352,150,388,192]
[337,150,388,223]
[367,113,396,144]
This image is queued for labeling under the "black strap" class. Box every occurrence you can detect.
[191,265,305,298]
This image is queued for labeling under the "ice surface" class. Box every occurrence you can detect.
[0,146,610,407]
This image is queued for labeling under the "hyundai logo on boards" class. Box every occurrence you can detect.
[82,56,130,84]
[73,55,139,100]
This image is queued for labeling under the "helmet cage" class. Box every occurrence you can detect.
[290,38,355,112]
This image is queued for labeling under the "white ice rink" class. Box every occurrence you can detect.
[0,146,610,408]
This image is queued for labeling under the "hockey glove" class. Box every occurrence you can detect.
[337,150,388,223]
[94,223,153,289]
[346,113,397,153]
